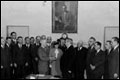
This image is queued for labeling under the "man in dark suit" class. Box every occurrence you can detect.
[75,40,88,79]
[30,36,41,74]
[86,37,96,79]
[108,37,119,79]
[23,37,32,77]
[10,32,17,78]
[90,41,105,79]
[35,36,41,46]
[30,37,35,45]
[1,37,11,79]
[11,32,17,45]
[62,38,76,79]
[5,37,13,79]
[104,40,113,79]
[13,36,28,78]
[58,38,67,76]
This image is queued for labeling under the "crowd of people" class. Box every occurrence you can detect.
[1,32,119,79]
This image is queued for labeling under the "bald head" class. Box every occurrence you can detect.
[77,40,83,47]
[40,39,47,47]
[47,36,52,43]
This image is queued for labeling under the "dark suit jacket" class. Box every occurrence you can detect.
[91,50,105,75]
[13,44,26,66]
[62,45,76,72]
[108,46,119,79]
[5,44,12,66]
[59,45,67,71]
[23,44,32,66]
[104,49,113,79]
[11,40,17,47]
[86,47,96,72]
[30,44,40,62]
[75,47,88,72]
[1,46,11,68]
[11,40,17,64]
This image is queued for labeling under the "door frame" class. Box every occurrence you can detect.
[103,26,119,50]
[6,25,29,37]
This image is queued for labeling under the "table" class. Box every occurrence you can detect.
[26,74,60,79]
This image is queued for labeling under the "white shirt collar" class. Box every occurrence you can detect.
[12,39,17,44]
[114,44,119,50]
[108,48,112,55]
[26,44,30,47]
[18,43,22,48]
[97,49,101,53]
[91,45,94,49]
[6,43,10,47]
[47,43,51,46]
[13,39,16,41]
[78,47,82,50]
[67,44,71,49]
[1,45,4,48]
[80,47,82,50]
[36,43,39,46]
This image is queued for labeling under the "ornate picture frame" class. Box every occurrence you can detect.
[52,1,78,33]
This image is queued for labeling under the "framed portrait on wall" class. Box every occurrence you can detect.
[52,1,78,33]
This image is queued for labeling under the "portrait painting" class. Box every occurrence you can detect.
[52,1,78,33]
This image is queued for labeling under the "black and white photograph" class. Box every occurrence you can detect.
[1,1,119,79]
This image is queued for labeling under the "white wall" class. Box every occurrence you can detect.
[1,1,119,48]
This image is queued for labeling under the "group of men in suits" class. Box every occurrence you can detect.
[58,34,119,79]
[1,32,119,79]
[1,32,43,79]
[86,37,119,79]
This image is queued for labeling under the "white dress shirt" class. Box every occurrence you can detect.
[114,44,119,50]
[96,49,101,55]
[1,45,4,48]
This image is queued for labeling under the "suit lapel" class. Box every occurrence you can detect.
[112,46,119,55]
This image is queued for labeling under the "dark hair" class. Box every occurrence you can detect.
[60,37,66,41]
[51,41,59,48]
[17,36,23,39]
[51,41,56,48]
[66,38,72,41]
[36,36,41,39]
[90,37,96,41]
[25,37,29,40]
[112,37,119,43]
[54,41,59,45]
[95,41,102,47]
[61,32,68,38]
[6,37,11,40]
[106,40,112,44]
[11,32,16,36]
[30,37,34,40]
[57,39,60,43]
